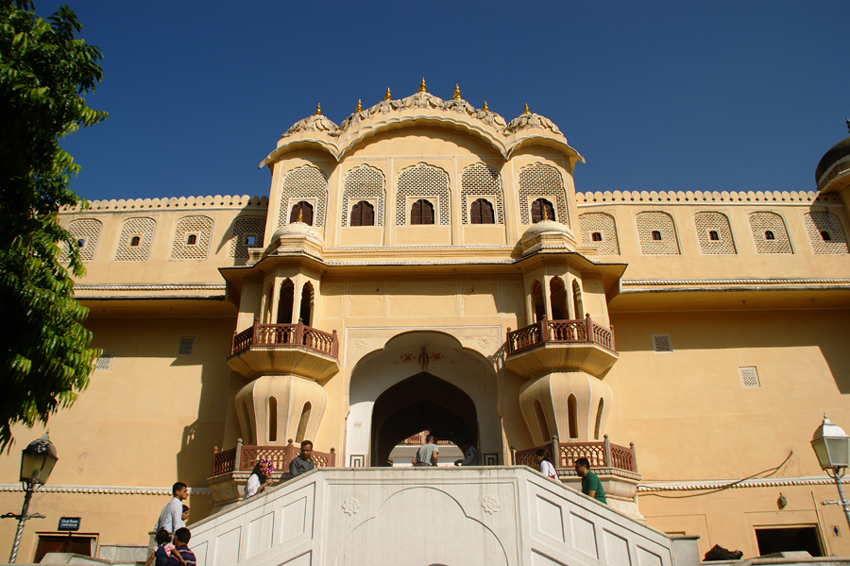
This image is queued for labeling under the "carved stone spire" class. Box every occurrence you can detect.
[523,103,530,114]
[356,99,362,112]
[453,84,461,100]
[384,88,391,101]
[418,78,427,93]
[315,103,322,116]
[483,101,489,111]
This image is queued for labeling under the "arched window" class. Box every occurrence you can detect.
[242,402,253,445]
[470,198,495,224]
[651,230,662,241]
[594,399,604,440]
[708,230,720,241]
[350,201,375,227]
[264,286,273,323]
[572,280,584,319]
[296,402,312,444]
[186,234,197,245]
[821,231,833,241]
[268,397,277,442]
[531,198,555,223]
[765,231,775,240]
[300,282,313,326]
[130,236,141,247]
[290,201,314,225]
[549,277,567,321]
[531,280,545,322]
[567,394,578,439]
[410,199,434,225]
[533,399,550,442]
[277,280,294,324]
[591,232,603,242]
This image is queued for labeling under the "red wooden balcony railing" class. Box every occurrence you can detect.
[506,314,615,355]
[230,319,339,358]
[512,434,637,474]
[211,438,335,476]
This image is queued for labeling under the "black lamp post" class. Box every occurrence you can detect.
[1,433,58,563]
[811,414,850,529]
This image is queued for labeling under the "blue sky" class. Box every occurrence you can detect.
[50,1,849,202]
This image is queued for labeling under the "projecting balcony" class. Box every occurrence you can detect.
[505,315,618,378]
[207,438,336,509]
[227,319,341,381]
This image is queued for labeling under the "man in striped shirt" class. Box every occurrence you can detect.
[166,528,196,566]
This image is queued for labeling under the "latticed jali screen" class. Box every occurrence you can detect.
[170,216,213,260]
[278,165,328,228]
[460,163,504,224]
[635,211,680,255]
[62,218,103,261]
[517,162,569,226]
[693,211,737,255]
[395,163,451,225]
[804,212,849,254]
[578,213,620,255]
[229,216,266,258]
[114,217,156,262]
[749,212,792,254]
[341,166,385,227]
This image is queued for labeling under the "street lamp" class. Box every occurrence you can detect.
[1,433,58,563]
[811,414,850,529]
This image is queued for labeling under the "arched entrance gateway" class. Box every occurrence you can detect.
[346,331,501,468]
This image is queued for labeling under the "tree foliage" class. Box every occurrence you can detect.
[0,0,106,451]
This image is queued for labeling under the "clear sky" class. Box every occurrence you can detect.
[48,0,849,202]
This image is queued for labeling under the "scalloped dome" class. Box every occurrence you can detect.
[521,220,570,240]
[816,135,850,184]
[282,113,339,138]
[268,222,323,246]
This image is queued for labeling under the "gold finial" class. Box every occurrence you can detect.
[418,77,427,93]
[523,103,530,114]
[452,84,461,100]
[315,103,322,116]
[483,100,489,111]
[542,206,549,221]
[356,99,362,112]
[297,209,303,223]
[384,88,391,101]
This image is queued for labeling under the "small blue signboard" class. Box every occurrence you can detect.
[58,517,81,531]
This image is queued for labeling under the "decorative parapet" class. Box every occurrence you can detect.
[60,195,268,213]
[577,190,841,205]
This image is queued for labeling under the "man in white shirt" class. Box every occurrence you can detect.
[154,482,189,533]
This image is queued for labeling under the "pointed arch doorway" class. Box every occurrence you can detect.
[371,372,478,467]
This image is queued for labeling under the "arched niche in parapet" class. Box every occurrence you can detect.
[578,212,621,256]
[228,215,266,261]
[803,211,850,254]
[341,165,385,228]
[396,163,451,227]
[62,218,102,262]
[635,211,680,255]
[749,212,793,254]
[694,211,737,255]
[113,217,156,262]
[277,165,328,229]
[461,163,504,225]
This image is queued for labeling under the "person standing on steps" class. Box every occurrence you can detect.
[154,482,189,533]
[575,457,607,504]
[289,440,315,478]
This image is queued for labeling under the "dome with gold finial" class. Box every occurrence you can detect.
[506,102,562,135]
[281,103,339,138]
[816,119,850,193]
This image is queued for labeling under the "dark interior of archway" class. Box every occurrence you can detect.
[371,372,478,466]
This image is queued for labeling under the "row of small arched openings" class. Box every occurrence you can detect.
[289,197,557,227]
[531,277,583,322]
[264,279,314,326]
[240,398,312,445]
[533,396,605,441]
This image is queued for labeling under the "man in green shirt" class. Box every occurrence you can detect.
[575,457,607,504]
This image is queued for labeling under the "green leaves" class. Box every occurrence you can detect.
[0,0,105,452]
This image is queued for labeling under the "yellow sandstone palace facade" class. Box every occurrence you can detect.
[2,81,850,560]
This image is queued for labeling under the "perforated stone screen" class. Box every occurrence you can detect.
[229,216,266,258]
[694,212,736,255]
[278,166,328,228]
[95,351,114,371]
[652,334,672,353]
[517,163,569,227]
[396,163,450,225]
[739,366,760,388]
[578,213,620,255]
[171,216,213,260]
[749,212,792,254]
[62,218,102,261]
[461,163,504,224]
[177,336,195,356]
[636,212,680,255]
[114,217,156,262]
[342,166,385,227]
[804,212,849,254]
